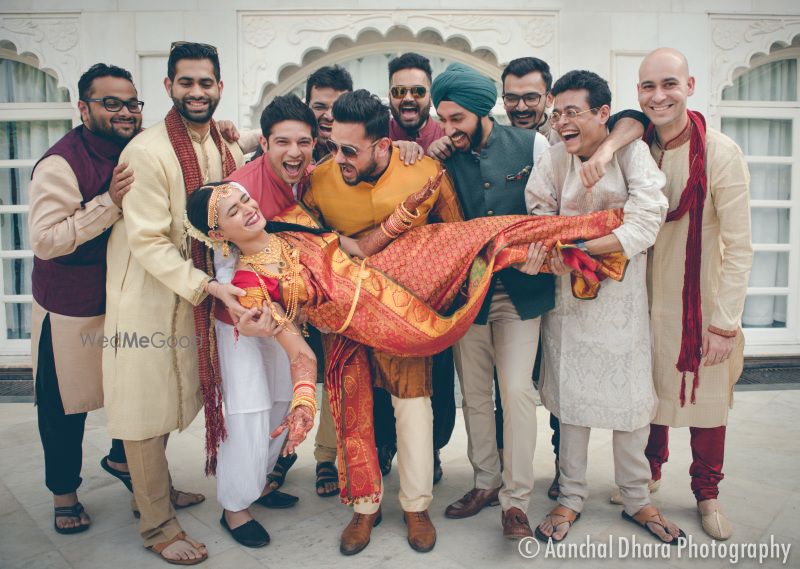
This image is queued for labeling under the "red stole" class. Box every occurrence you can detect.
[164,107,237,474]
[644,110,708,406]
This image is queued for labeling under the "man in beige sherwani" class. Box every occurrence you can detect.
[524,70,685,545]
[634,48,753,541]
[104,43,248,565]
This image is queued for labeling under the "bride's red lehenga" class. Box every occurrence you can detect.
[232,203,626,505]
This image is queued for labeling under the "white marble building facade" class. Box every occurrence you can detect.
[1,1,799,359]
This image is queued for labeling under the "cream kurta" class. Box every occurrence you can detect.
[526,140,668,431]
[29,155,122,414]
[103,120,243,440]
[649,127,752,428]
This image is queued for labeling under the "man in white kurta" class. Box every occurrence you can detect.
[524,70,681,543]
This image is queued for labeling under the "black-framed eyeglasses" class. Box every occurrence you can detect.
[550,107,598,124]
[170,41,218,54]
[390,85,427,99]
[326,138,381,159]
[502,92,544,108]
[81,96,144,113]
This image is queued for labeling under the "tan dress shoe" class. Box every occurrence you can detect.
[699,504,732,540]
[502,507,533,540]
[404,510,436,552]
[340,508,381,556]
[610,479,660,505]
[444,487,501,519]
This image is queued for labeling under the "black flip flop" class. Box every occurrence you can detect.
[100,455,133,493]
[267,452,297,490]
[54,502,90,535]
[315,461,339,497]
[622,510,687,545]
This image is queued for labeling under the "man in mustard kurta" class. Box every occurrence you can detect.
[104,43,248,564]
[303,90,461,556]
[636,48,753,541]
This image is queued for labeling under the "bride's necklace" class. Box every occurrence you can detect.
[239,233,302,328]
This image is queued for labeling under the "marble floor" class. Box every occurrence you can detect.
[1,390,798,569]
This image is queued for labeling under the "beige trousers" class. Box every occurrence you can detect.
[124,435,182,548]
[453,288,540,512]
[354,395,433,514]
[314,385,338,463]
[558,423,651,516]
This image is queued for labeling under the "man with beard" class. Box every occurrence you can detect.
[388,52,444,151]
[303,89,462,556]
[377,51,454,486]
[431,62,551,540]
[29,63,141,535]
[104,42,249,565]
[306,65,353,162]
[633,48,752,541]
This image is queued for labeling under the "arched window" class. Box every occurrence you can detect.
[720,47,800,355]
[0,50,73,353]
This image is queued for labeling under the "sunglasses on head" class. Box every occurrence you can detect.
[170,41,218,54]
[326,138,380,159]
[390,85,427,99]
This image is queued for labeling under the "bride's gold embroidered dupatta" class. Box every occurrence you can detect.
[245,204,626,505]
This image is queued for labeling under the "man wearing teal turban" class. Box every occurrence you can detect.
[430,62,498,117]
[433,61,554,541]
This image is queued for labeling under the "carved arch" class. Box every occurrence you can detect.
[709,14,800,115]
[0,13,81,102]
[237,10,558,127]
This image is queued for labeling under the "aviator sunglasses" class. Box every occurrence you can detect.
[390,85,428,99]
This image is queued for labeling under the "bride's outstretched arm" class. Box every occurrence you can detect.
[338,170,446,258]
[238,303,317,454]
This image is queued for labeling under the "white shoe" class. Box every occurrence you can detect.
[610,479,660,505]
[699,502,732,540]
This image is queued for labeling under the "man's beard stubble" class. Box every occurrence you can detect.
[87,113,140,146]
[390,100,431,134]
[173,95,219,125]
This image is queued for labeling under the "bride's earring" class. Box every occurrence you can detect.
[221,240,230,257]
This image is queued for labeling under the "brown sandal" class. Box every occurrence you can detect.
[534,505,580,542]
[170,488,206,510]
[148,531,208,565]
[622,506,686,545]
[134,489,206,518]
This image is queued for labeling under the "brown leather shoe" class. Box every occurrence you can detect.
[339,508,382,556]
[403,509,436,552]
[502,507,533,540]
[444,487,501,519]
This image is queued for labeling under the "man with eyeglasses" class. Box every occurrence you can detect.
[302,89,462,556]
[388,53,444,153]
[373,51,456,489]
[29,63,142,535]
[523,69,685,545]
[103,41,251,565]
